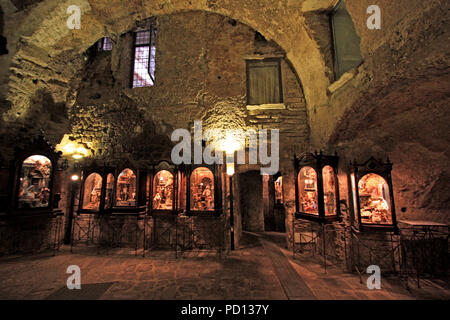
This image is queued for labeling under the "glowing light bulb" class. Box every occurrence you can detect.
[220,134,241,155]
[71,174,79,181]
[226,163,235,176]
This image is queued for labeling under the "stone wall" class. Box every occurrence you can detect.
[308,0,450,224]
[70,213,227,252]
[0,213,64,255]
[64,11,309,247]
[0,0,328,125]
[66,11,308,161]
[0,0,448,253]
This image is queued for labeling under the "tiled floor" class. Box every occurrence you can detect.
[0,232,448,300]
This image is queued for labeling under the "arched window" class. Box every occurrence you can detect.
[82,173,102,211]
[358,173,393,225]
[322,165,337,216]
[116,168,137,206]
[105,173,114,209]
[153,170,174,210]
[190,167,214,211]
[17,155,52,208]
[298,166,318,215]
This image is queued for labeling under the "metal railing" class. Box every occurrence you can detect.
[0,212,63,255]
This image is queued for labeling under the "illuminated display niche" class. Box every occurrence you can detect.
[151,163,221,215]
[12,135,61,213]
[151,161,177,213]
[78,166,116,213]
[77,162,221,216]
[350,157,398,232]
[17,155,53,209]
[185,165,221,216]
[294,152,340,223]
[116,168,137,207]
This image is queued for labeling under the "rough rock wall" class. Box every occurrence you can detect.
[0,0,329,127]
[298,0,449,224]
[67,10,309,246]
[327,0,450,224]
[0,0,448,228]
[67,11,308,163]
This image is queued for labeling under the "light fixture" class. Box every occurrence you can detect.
[220,134,239,177]
[64,144,76,154]
[72,146,88,160]
[220,132,241,155]
[216,132,241,250]
[225,148,236,251]
[71,174,79,181]
[226,162,235,176]
[57,136,90,160]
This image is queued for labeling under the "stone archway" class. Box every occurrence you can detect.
[3,0,329,122]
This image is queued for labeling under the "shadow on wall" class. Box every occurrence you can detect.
[1,89,68,156]
[130,121,175,161]
[10,0,46,11]
[0,6,8,55]
[330,77,450,224]
[239,170,264,232]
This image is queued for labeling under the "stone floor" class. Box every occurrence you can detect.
[0,232,448,300]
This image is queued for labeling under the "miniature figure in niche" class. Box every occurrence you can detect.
[190,167,214,211]
[358,173,392,224]
[323,165,337,215]
[298,166,318,215]
[153,170,174,210]
[116,168,137,206]
[82,173,102,211]
[18,155,52,208]
[274,176,283,205]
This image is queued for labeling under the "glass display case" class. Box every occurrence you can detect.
[190,167,215,212]
[153,170,174,211]
[116,168,137,206]
[12,134,62,212]
[104,173,114,209]
[274,176,283,205]
[294,152,340,222]
[298,166,319,215]
[350,157,397,231]
[17,155,52,209]
[77,166,116,213]
[323,165,337,216]
[177,170,186,212]
[82,173,102,211]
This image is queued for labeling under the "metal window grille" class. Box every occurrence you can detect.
[132,28,157,88]
[97,37,113,51]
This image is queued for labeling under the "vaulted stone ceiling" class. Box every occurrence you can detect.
[1,0,328,133]
[2,0,448,146]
